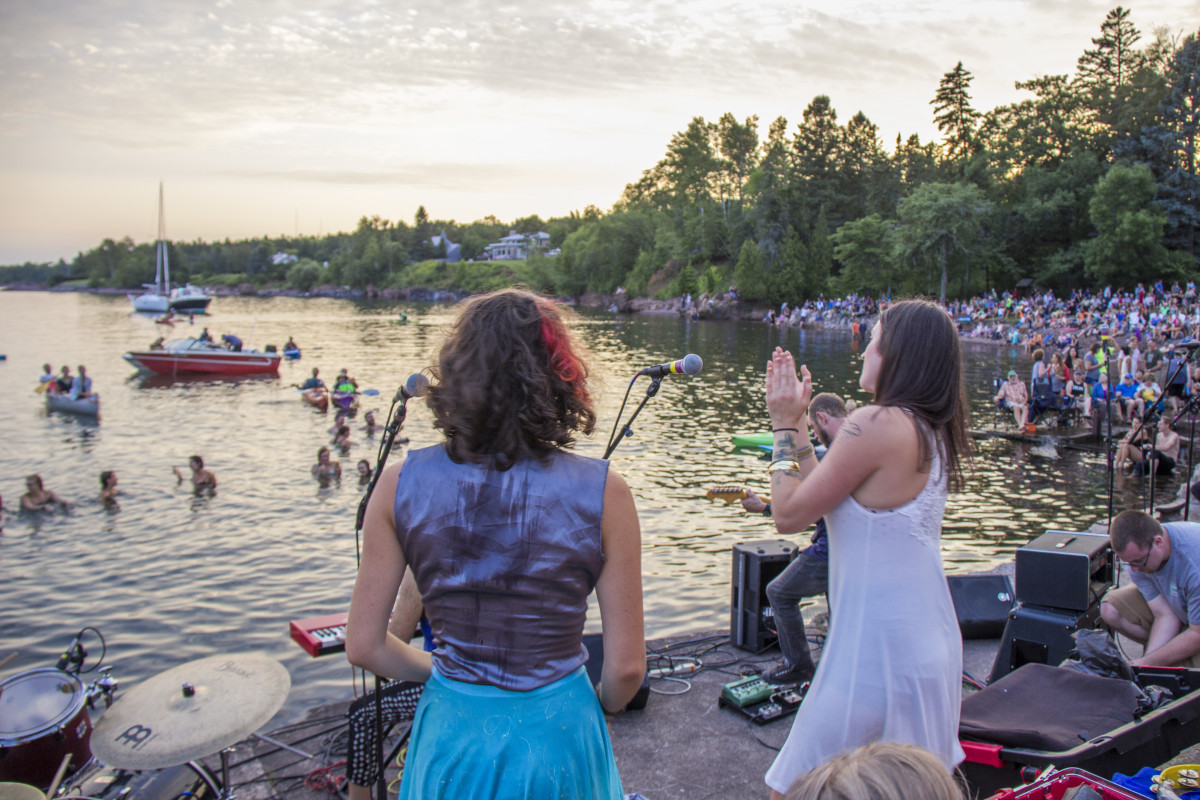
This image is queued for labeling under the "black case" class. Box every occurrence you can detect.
[730,539,796,652]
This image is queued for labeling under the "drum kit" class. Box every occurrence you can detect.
[1,649,290,800]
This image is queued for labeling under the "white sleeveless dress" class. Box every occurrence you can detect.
[765,448,964,793]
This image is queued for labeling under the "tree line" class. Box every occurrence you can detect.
[4,7,1197,304]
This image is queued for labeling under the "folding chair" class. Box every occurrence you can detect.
[1028,379,1059,428]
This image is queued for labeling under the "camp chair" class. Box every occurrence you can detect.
[1028,379,1062,428]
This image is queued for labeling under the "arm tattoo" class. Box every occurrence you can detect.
[773,432,800,461]
[842,421,864,438]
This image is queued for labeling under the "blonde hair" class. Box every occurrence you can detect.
[784,742,965,800]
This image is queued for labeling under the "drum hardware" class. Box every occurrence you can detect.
[84,668,118,711]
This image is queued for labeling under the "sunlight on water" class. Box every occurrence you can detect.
[0,293,1183,723]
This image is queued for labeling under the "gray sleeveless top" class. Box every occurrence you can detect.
[393,444,608,691]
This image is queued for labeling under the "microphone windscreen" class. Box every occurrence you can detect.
[681,353,703,375]
[406,373,430,397]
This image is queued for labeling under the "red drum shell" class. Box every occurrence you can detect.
[0,669,93,789]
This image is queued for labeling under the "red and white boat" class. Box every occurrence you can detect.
[123,338,280,376]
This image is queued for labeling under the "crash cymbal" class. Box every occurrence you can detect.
[0,784,45,800]
[90,654,290,771]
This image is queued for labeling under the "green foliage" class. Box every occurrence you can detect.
[831,214,894,297]
[733,240,767,301]
[1084,163,1173,285]
[931,61,980,163]
[893,182,994,301]
[286,259,324,292]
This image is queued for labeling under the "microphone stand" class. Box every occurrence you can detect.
[1167,350,1199,522]
[353,392,413,800]
[604,377,662,460]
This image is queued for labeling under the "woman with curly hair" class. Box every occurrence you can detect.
[347,288,645,799]
[762,299,971,797]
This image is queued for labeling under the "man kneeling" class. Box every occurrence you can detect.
[1102,510,1200,668]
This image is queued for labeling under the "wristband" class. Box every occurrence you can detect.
[772,427,799,433]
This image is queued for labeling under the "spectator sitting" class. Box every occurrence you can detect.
[1114,373,1141,422]
[994,370,1029,428]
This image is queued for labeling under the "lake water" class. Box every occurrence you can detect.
[0,291,1177,725]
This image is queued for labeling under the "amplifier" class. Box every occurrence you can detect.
[583,633,649,711]
[947,575,1015,639]
[730,539,797,652]
[1015,531,1113,611]
[987,602,1103,683]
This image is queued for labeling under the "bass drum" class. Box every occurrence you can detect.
[0,669,93,790]
[58,761,220,799]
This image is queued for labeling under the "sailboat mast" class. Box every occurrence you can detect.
[157,182,170,292]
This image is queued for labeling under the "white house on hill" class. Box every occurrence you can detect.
[483,230,551,260]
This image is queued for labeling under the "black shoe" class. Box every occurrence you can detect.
[764,662,815,686]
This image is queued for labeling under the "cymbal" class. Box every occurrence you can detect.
[0,784,45,800]
[90,654,290,771]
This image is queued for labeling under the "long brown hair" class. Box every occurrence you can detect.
[872,299,971,490]
[428,289,596,468]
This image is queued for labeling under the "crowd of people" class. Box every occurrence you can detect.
[14,281,1200,797]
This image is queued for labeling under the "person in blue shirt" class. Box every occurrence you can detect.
[742,392,847,686]
[221,333,242,352]
[1114,373,1141,422]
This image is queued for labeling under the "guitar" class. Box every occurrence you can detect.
[706,486,768,504]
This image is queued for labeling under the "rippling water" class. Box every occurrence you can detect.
[0,292,1178,725]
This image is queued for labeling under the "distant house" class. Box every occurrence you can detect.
[430,231,462,263]
[271,251,299,266]
[482,230,552,260]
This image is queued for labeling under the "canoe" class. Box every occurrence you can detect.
[731,432,773,448]
[301,390,329,412]
[283,348,301,360]
[332,391,360,413]
[47,393,100,416]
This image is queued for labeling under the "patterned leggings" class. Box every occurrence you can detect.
[344,681,424,785]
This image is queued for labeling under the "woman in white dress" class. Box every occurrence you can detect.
[762,299,972,798]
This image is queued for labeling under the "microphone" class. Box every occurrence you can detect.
[393,373,429,404]
[56,632,84,672]
[638,354,703,378]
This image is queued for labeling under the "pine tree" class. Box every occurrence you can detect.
[931,62,980,162]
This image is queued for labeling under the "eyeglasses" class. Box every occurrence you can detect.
[1126,545,1155,570]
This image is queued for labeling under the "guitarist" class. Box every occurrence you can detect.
[742,392,847,685]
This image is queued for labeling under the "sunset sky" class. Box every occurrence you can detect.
[2,0,1198,265]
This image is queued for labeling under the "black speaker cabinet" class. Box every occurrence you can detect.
[1015,531,1113,611]
[947,575,1015,639]
[730,539,797,652]
[582,633,649,710]
[987,602,1102,683]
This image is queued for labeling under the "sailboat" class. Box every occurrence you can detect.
[128,184,212,314]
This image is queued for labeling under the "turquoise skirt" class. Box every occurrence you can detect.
[397,665,623,800]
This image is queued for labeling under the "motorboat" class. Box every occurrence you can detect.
[46,392,100,416]
[123,338,280,376]
[128,184,212,314]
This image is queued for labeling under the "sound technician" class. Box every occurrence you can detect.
[740,393,847,687]
[1102,510,1200,668]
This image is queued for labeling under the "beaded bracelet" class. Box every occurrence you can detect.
[772,427,800,433]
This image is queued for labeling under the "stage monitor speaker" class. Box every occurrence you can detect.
[947,574,1014,639]
[987,601,1102,684]
[1015,530,1113,611]
[730,539,797,652]
[583,633,649,710]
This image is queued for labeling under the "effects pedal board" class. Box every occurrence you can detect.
[718,677,808,725]
[721,675,773,707]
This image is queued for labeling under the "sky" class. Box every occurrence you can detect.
[1,1,1198,266]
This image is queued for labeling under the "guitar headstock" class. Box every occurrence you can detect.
[706,485,749,504]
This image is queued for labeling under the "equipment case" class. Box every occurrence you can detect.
[961,667,1200,796]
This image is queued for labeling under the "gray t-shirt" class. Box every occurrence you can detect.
[1132,522,1200,625]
